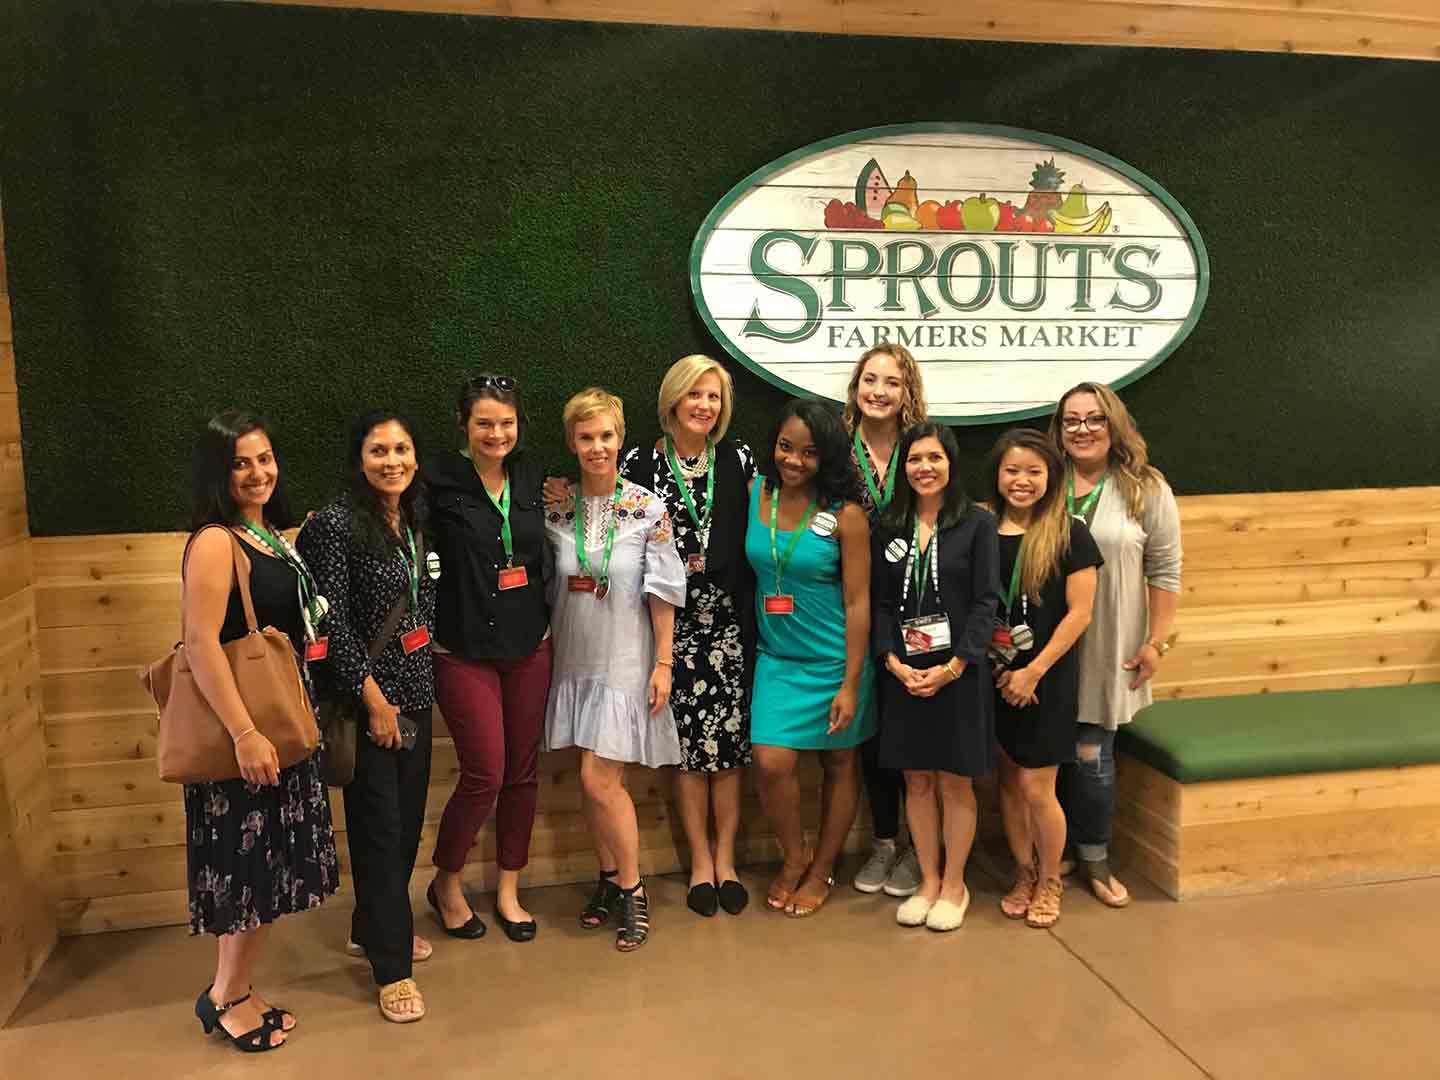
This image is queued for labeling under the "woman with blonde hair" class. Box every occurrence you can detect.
[1048,383,1182,908]
[618,356,757,917]
[980,428,1101,928]
[544,388,688,951]
[844,345,930,899]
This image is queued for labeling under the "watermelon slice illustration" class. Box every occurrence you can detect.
[855,159,892,222]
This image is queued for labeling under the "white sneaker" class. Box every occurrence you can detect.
[853,840,899,894]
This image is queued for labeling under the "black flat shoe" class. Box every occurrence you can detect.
[494,907,538,943]
[718,879,749,916]
[426,882,486,939]
[687,882,719,918]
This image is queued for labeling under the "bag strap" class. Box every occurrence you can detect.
[179,524,263,641]
[364,529,426,661]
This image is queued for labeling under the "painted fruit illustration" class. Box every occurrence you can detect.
[935,200,964,230]
[881,203,921,229]
[1022,158,1067,218]
[1053,204,1114,234]
[916,200,942,229]
[855,159,893,221]
[1058,184,1089,218]
[961,193,1001,232]
[891,171,919,214]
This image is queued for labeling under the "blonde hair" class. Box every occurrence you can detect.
[657,355,734,442]
[843,345,929,434]
[563,387,626,445]
[1048,382,1165,521]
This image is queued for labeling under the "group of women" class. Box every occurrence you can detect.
[178,347,1181,1050]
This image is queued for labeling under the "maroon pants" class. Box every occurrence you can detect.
[431,639,553,873]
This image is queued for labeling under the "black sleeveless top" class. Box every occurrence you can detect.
[218,541,305,650]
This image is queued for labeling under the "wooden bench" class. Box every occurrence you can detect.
[1111,486,1440,898]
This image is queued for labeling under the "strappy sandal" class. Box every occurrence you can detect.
[615,881,650,952]
[579,870,621,929]
[785,872,835,918]
[766,863,807,911]
[249,986,296,1032]
[1026,876,1064,928]
[194,987,285,1053]
[1001,862,1038,920]
[378,978,426,1024]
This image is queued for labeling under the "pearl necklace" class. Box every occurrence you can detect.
[674,444,710,480]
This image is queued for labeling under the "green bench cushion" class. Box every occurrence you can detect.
[1118,684,1440,783]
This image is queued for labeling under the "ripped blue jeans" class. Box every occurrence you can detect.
[1057,724,1115,863]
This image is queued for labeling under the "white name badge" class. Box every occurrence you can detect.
[884,538,909,563]
[811,511,838,537]
[901,614,952,657]
[426,551,442,580]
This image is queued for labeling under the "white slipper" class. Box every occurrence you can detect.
[925,888,970,932]
[896,895,933,927]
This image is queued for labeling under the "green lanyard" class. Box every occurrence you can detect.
[575,479,623,587]
[909,517,934,609]
[1067,471,1107,520]
[1000,544,1025,614]
[240,521,318,605]
[854,428,897,513]
[401,524,420,613]
[664,436,716,537]
[482,473,514,566]
[767,483,818,596]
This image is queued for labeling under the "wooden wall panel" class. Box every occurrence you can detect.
[0,198,55,1026]
[243,0,1440,62]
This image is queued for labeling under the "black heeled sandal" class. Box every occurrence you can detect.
[195,987,285,1053]
[579,869,621,930]
[615,880,650,953]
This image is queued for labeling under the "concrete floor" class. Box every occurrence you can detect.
[2,858,1431,1080]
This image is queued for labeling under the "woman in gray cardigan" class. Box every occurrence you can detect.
[1048,383,1182,907]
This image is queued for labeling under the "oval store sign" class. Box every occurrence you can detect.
[690,123,1209,424]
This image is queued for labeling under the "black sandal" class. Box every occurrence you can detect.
[615,880,650,952]
[194,987,285,1053]
[579,869,621,930]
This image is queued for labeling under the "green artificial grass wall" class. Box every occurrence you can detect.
[2,1,1438,535]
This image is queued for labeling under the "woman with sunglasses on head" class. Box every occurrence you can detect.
[981,428,1101,929]
[296,411,436,1022]
[184,410,338,1053]
[748,398,875,919]
[870,423,999,931]
[1049,383,1182,908]
[844,345,930,899]
[424,375,553,943]
[546,387,688,952]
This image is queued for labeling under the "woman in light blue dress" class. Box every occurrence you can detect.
[544,388,687,952]
[746,399,875,918]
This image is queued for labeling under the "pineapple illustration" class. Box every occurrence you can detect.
[1021,158,1067,220]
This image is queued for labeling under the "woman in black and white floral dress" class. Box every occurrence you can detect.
[619,356,757,918]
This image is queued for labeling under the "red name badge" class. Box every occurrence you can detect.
[685,554,707,575]
[568,575,597,593]
[763,594,795,615]
[498,565,529,591]
[991,625,1014,648]
[304,637,329,662]
[401,625,431,655]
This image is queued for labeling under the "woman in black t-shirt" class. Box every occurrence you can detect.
[981,429,1102,930]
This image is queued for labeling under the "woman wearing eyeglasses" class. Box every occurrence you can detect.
[1049,383,1182,908]
[425,375,553,943]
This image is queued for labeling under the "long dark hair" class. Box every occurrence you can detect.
[190,408,294,531]
[980,427,1071,603]
[882,422,972,531]
[342,410,430,556]
[756,398,862,508]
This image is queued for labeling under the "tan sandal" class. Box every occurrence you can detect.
[1081,859,1131,908]
[766,863,807,911]
[378,978,426,1024]
[1026,876,1064,928]
[785,872,835,918]
[1000,862,1038,919]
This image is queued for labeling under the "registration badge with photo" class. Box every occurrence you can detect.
[901,613,952,657]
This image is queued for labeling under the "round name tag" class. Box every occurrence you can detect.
[811,511,838,537]
[308,594,330,624]
[884,538,909,563]
[426,551,442,580]
[1011,623,1036,651]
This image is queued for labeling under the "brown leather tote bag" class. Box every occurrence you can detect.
[141,526,320,784]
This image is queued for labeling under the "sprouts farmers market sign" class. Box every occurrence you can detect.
[689,123,1210,424]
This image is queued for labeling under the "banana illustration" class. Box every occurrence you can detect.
[1052,203,1113,234]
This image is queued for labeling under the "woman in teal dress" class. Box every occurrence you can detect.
[747,399,875,918]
